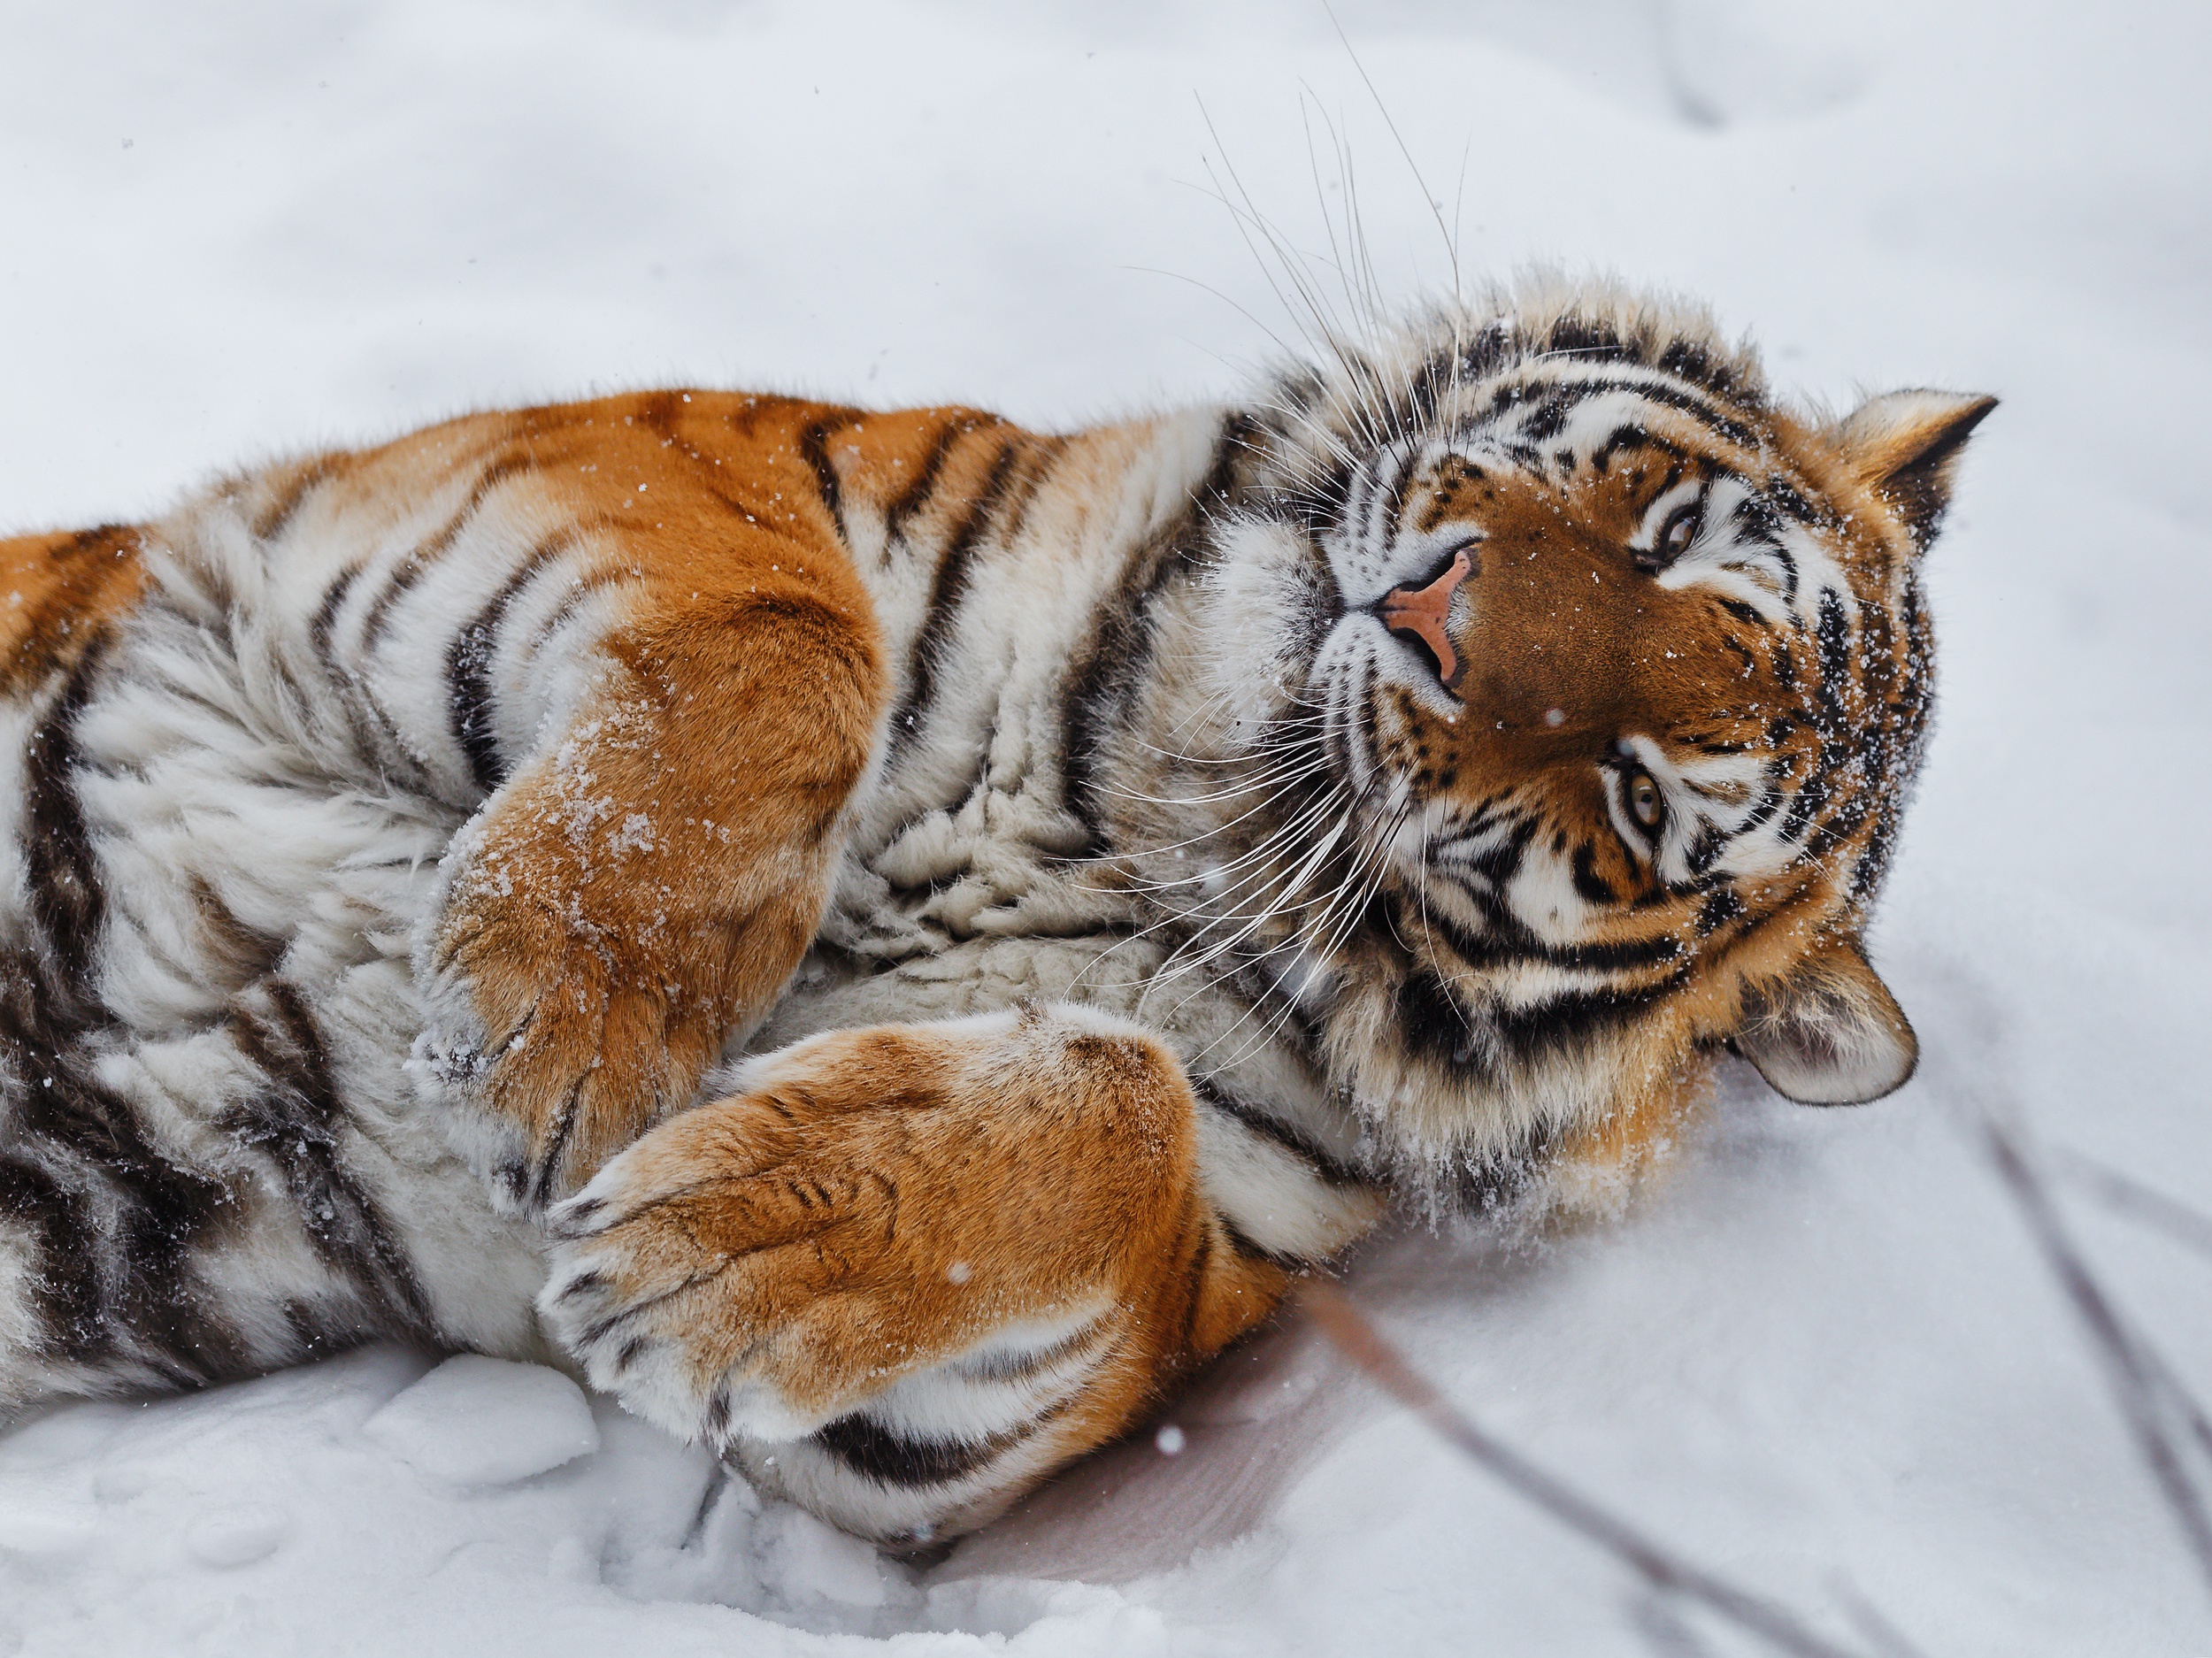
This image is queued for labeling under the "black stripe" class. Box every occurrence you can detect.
[1534,315,1765,411]
[0,952,246,1380]
[797,412,861,544]
[1486,375,1760,452]
[1058,522,1197,841]
[1189,1076,1367,1187]
[251,457,338,542]
[1380,441,1426,552]
[813,1411,1033,1488]
[1173,1218,1214,1356]
[358,454,531,651]
[1590,424,1691,476]
[527,1072,588,1213]
[1771,541,1801,606]
[952,1318,1104,1385]
[1054,411,1261,823]
[1569,841,1616,905]
[1219,1217,1313,1271]
[0,1145,96,1363]
[1227,954,1332,1062]
[1813,587,1855,715]
[22,641,111,997]
[993,435,1071,547]
[226,982,437,1338]
[1396,888,1682,977]
[445,531,577,796]
[1655,337,1760,406]
[884,418,972,541]
[1195,412,1259,510]
[308,564,363,670]
[527,564,634,654]
[883,441,1023,755]
[1695,888,1745,936]
[1395,967,1670,1079]
[302,558,442,794]
[1451,815,1538,891]
[1457,319,1515,386]
[1394,349,1455,441]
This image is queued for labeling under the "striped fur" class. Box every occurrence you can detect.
[0,275,1988,1541]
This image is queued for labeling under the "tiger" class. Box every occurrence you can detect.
[0,273,1990,1545]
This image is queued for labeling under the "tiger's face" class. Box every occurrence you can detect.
[1156,281,1993,1180]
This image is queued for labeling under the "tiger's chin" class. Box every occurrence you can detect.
[1308,956,1694,1209]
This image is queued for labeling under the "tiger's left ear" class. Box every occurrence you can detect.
[1733,933,1917,1106]
[1832,389,1997,547]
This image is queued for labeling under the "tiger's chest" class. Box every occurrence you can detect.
[745,596,1374,1204]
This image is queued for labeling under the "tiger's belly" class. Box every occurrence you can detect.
[0,606,551,1400]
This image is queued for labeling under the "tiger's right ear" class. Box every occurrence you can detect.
[1832,389,1997,548]
[1732,933,1918,1106]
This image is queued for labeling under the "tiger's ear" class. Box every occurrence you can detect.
[1734,933,1917,1106]
[1832,389,1997,547]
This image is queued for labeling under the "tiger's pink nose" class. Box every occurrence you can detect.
[1378,548,1471,690]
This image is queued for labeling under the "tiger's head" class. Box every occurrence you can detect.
[1126,274,1993,1187]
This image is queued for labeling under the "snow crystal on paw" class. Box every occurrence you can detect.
[360,1355,599,1486]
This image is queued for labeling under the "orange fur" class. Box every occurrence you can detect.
[363,394,1059,1203]
[0,524,147,694]
[549,1008,1286,1478]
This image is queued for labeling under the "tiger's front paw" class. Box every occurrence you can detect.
[411,857,733,1214]
[534,1008,1207,1498]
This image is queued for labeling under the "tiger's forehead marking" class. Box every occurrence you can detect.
[1367,372,1875,651]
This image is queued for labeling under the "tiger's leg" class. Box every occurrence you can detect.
[536,1004,1312,1543]
[415,572,884,1213]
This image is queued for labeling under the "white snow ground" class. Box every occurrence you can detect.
[2,1,2209,1652]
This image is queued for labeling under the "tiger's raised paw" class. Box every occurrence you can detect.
[534,1005,1225,1539]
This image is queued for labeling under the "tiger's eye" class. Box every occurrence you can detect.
[1633,502,1704,573]
[1627,770,1666,831]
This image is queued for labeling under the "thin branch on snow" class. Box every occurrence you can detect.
[2136,1336,2212,1473]
[1825,1575,1935,1658]
[1632,1591,1722,1658]
[1982,1115,2212,1611]
[1300,1280,1896,1658]
[2055,1147,2212,1265]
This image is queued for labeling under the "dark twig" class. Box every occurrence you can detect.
[1982,1116,2212,1610]
[2139,1337,2212,1472]
[1632,1590,1720,1658]
[1826,1573,1932,1658]
[1301,1280,1881,1658]
[2055,1147,2212,1266]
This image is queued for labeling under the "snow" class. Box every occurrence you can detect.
[3,0,2210,1653]
[360,1356,601,1487]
